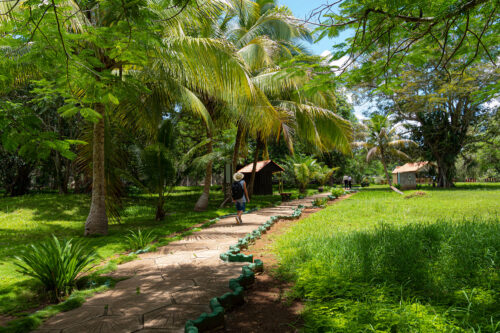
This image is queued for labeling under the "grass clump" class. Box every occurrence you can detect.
[14,236,96,301]
[125,229,156,251]
[274,187,500,332]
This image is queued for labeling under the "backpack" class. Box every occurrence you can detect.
[231,181,244,200]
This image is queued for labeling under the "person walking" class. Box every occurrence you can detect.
[343,175,349,189]
[231,172,250,224]
[348,176,352,189]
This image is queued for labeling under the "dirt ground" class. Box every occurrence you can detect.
[218,194,354,333]
[217,194,352,333]
[216,208,320,333]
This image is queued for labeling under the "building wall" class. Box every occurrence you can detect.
[398,172,416,189]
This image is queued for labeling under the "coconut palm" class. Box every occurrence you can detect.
[354,115,417,186]
[219,0,352,196]
[138,119,177,221]
[0,0,260,233]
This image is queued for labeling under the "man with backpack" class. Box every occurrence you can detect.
[232,172,250,224]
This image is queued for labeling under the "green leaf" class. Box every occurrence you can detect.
[80,108,102,123]
[107,93,119,105]
[58,105,79,118]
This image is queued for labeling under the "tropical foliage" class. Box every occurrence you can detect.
[354,115,416,186]
[15,236,95,300]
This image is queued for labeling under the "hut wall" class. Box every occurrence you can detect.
[242,172,274,195]
[398,172,416,190]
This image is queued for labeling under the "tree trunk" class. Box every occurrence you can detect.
[155,195,165,221]
[381,158,392,186]
[84,103,108,236]
[9,163,32,196]
[54,152,68,194]
[436,157,455,188]
[194,127,213,211]
[232,123,244,172]
[248,136,263,196]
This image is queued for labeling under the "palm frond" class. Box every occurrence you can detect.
[366,146,380,162]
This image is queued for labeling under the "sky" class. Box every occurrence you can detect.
[280,0,348,55]
[280,1,368,119]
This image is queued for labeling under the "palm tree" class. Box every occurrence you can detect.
[220,0,352,196]
[316,165,339,189]
[286,155,318,194]
[354,115,416,186]
[139,119,176,221]
[1,0,261,233]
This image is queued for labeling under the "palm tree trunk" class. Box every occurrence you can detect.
[85,103,108,235]
[194,127,213,211]
[248,136,263,196]
[232,123,243,172]
[156,194,165,221]
[381,158,392,186]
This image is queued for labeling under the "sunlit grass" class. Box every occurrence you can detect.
[0,185,300,315]
[274,184,500,332]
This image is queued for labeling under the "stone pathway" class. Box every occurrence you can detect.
[35,194,329,333]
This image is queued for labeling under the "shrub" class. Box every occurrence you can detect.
[312,198,328,207]
[360,177,370,187]
[15,236,96,300]
[125,229,156,251]
[330,188,344,198]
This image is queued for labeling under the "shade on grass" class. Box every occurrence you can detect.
[0,185,300,316]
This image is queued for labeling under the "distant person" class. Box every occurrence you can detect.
[231,172,250,224]
[348,176,352,189]
[343,175,349,189]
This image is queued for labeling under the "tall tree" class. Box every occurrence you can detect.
[310,0,498,78]
[354,115,416,186]
[388,63,498,187]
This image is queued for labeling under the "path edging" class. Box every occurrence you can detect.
[184,205,306,332]
[184,189,359,332]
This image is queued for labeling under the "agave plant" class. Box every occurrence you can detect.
[15,236,96,300]
[125,229,156,252]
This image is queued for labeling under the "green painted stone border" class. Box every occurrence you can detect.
[184,206,306,333]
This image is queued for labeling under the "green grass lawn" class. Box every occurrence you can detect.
[274,184,500,332]
[0,185,321,317]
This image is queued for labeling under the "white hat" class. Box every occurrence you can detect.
[233,172,244,182]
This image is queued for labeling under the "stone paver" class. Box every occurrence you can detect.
[35,194,329,333]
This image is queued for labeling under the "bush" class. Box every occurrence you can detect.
[312,198,328,207]
[360,177,370,187]
[15,236,96,300]
[125,229,156,251]
[330,188,344,198]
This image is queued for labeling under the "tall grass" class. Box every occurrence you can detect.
[274,189,500,332]
[125,229,156,251]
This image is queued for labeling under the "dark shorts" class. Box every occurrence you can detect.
[235,201,246,212]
